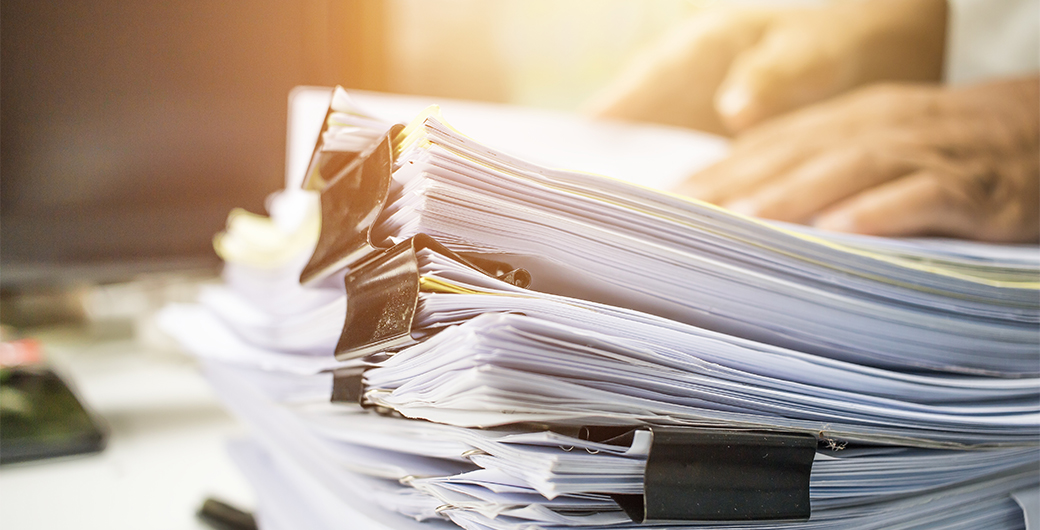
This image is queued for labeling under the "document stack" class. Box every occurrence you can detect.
[160,88,1040,530]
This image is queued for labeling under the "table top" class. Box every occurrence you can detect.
[0,318,255,530]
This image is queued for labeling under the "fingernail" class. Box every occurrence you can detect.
[724,198,759,217]
[717,84,752,119]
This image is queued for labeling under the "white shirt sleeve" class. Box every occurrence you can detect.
[944,0,1040,84]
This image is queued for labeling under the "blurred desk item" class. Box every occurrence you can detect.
[0,321,254,530]
[0,360,107,465]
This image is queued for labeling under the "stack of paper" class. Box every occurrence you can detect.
[159,88,1039,529]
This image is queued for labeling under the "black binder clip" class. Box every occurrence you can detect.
[301,99,358,192]
[608,426,817,522]
[330,365,367,405]
[299,123,406,286]
[334,233,530,361]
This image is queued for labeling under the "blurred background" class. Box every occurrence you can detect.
[0,4,722,525]
[1,0,717,296]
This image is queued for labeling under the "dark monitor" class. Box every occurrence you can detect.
[1,1,364,287]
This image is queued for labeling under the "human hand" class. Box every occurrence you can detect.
[584,0,947,135]
[675,77,1040,242]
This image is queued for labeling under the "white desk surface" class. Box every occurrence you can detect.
[0,323,255,530]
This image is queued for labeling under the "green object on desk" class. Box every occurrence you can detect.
[0,367,107,465]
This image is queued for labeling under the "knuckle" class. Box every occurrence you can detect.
[960,160,1010,205]
[960,162,1037,240]
[969,168,1001,200]
[834,140,897,174]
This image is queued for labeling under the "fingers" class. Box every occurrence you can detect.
[814,161,1039,242]
[678,73,1040,242]
[721,146,923,223]
[677,105,893,205]
[674,137,822,203]
[715,24,854,133]
[713,0,947,134]
[813,170,966,237]
[679,84,960,214]
[728,83,944,157]
[582,9,775,135]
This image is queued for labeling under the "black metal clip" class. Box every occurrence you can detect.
[299,123,406,286]
[330,365,367,404]
[334,233,530,361]
[605,426,817,522]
